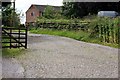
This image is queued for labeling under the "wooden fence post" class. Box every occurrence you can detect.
[18,28,20,48]
[25,28,27,49]
[10,28,12,49]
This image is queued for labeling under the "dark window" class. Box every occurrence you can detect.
[41,12,43,16]
[39,11,43,16]
[31,12,34,16]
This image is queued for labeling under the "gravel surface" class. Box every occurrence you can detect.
[2,58,24,78]
[2,33,118,78]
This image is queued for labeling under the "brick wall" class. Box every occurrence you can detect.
[26,5,41,24]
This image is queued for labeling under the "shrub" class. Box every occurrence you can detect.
[88,17,120,43]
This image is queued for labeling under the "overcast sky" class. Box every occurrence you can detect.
[15,0,63,24]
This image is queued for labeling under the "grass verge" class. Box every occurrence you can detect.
[30,28,119,48]
[2,48,25,57]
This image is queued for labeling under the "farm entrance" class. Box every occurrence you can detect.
[2,27,27,49]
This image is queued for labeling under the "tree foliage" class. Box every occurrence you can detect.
[62,2,88,18]
[43,5,55,19]
[43,5,63,19]
[2,5,20,27]
[62,2,120,18]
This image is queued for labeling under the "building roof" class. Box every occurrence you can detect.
[1,0,15,2]
[63,0,119,2]
[26,4,61,13]
[1,0,15,7]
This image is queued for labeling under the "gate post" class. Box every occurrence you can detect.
[0,2,1,78]
[25,27,27,49]
[10,28,12,49]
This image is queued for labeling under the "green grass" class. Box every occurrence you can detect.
[2,48,25,57]
[2,42,26,57]
[30,28,90,41]
[30,28,119,48]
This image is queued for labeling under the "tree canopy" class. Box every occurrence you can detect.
[42,5,63,19]
[62,2,120,18]
[43,6,55,19]
[2,5,20,27]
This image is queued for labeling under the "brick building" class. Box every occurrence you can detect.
[26,4,60,26]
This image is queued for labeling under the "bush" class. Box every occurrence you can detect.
[35,16,119,45]
[35,18,90,31]
[88,17,120,44]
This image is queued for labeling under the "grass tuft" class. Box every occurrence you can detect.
[2,48,25,57]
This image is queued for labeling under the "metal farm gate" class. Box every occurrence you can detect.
[2,27,27,49]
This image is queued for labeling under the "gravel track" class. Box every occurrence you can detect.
[2,33,118,78]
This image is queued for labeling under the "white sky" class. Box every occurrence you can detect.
[15,0,63,24]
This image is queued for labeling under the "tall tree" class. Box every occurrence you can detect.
[62,2,120,18]
[42,5,63,19]
[43,5,55,19]
[2,5,20,27]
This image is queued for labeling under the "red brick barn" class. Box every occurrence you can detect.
[26,4,60,26]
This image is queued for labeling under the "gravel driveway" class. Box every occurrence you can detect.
[2,33,118,78]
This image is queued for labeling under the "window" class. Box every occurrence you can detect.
[31,12,35,16]
[41,12,43,16]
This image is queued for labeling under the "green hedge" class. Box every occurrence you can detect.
[30,19,90,31]
[33,17,119,44]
